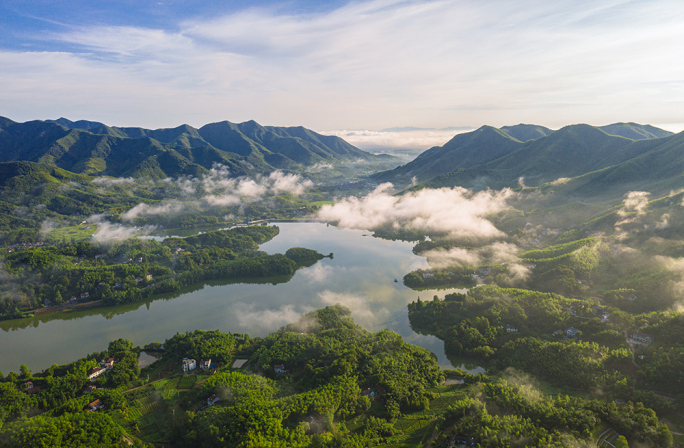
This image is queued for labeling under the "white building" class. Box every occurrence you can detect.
[182,358,196,372]
[199,359,211,369]
[87,367,106,381]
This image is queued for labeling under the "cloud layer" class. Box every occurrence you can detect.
[318,183,513,239]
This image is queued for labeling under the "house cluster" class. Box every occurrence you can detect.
[422,273,435,279]
[2,241,48,253]
[449,436,476,448]
[182,358,213,372]
[471,267,492,281]
[87,358,116,381]
[505,324,518,333]
[591,305,609,322]
[631,331,653,344]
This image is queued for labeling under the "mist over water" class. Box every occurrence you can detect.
[0,223,462,373]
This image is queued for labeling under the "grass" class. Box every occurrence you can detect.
[48,224,99,243]
[179,375,197,389]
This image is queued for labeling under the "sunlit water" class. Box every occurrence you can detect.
[0,223,466,374]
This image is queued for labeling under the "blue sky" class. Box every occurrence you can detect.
[1,0,683,134]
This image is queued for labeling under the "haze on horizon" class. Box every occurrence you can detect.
[1,0,683,136]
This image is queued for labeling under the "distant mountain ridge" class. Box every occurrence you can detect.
[374,121,677,199]
[0,117,392,179]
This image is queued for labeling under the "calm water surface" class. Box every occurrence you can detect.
[0,223,463,373]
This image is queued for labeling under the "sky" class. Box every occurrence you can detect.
[1,0,684,139]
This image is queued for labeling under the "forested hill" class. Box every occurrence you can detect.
[0,117,395,179]
[374,122,678,198]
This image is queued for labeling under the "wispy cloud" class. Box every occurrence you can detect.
[2,0,684,129]
[117,165,313,220]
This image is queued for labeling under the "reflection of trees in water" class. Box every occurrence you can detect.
[0,274,296,331]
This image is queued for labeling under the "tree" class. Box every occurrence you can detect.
[19,364,32,380]
[615,435,629,448]
[54,290,63,305]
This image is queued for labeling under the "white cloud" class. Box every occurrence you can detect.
[122,202,186,220]
[318,290,375,320]
[91,221,156,242]
[2,0,684,129]
[424,241,519,267]
[615,191,650,231]
[120,166,313,220]
[299,264,336,283]
[231,303,313,331]
[269,171,314,195]
[318,183,513,239]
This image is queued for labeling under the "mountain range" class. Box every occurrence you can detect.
[0,117,395,179]
[375,122,679,199]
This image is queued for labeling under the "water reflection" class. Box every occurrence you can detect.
[0,223,462,373]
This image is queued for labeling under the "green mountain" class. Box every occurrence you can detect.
[0,117,394,179]
[373,125,523,184]
[533,131,684,200]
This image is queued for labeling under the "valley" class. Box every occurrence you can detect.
[1,117,683,448]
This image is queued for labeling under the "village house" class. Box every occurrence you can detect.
[360,388,378,397]
[631,331,653,344]
[422,273,435,279]
[566,327,580,338]
[83,385,96,394]
[102,358,115,369]
[654,392,675,401]
[114,282,122,288]
[87,367,106,381]
[182,358,196,372]
[505,324,518,333]
[146,274,153,281]
[25,382,41,394]
[207,394,220,406]
[135,277,143,283]
[199,359,212,369]
[85,399,104,412]
[274,364,289,374]
[80,292,90,299]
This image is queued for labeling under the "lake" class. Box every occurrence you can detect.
[0,223,464,374]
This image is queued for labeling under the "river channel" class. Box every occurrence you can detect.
[0,223,466,374]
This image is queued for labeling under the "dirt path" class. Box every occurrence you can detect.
[624,329,641,370]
